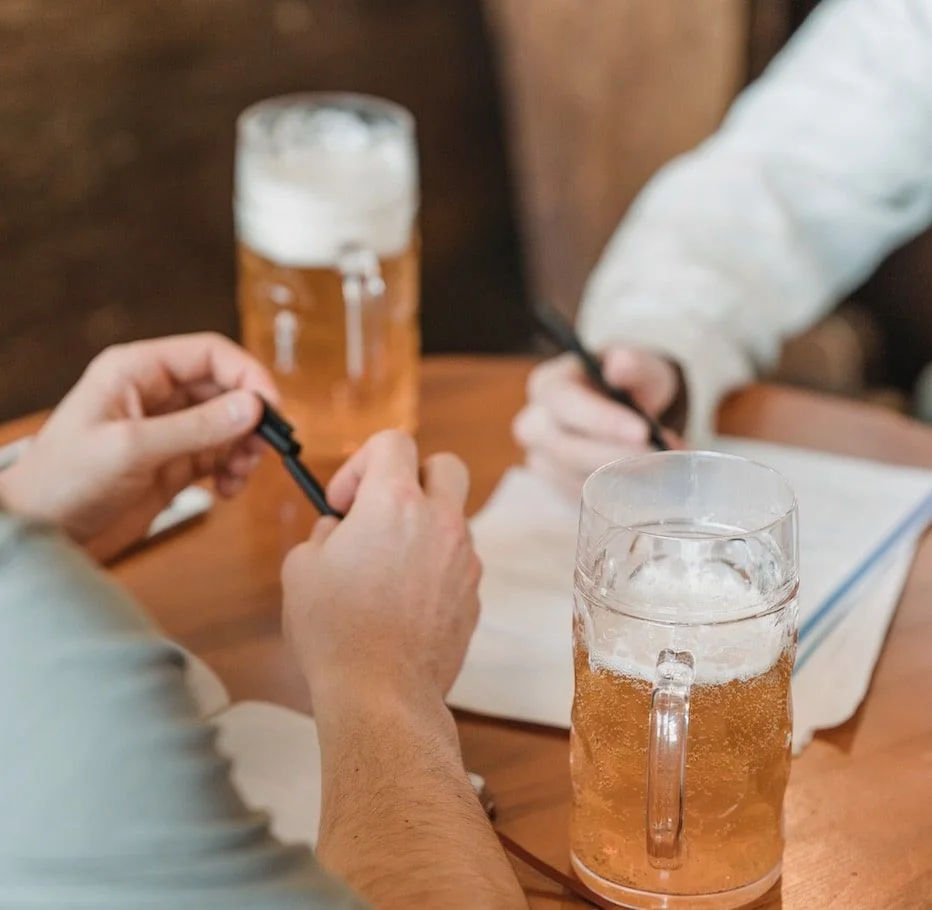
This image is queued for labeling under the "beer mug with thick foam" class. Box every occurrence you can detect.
[571,452,798,909]
[235,93,420,458]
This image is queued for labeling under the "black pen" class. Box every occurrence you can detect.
[532,302,670,452]
[255,399,345,519]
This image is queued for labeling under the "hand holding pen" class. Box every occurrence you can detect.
[255,400,344,518]
[532,304,671,451]
[513,304,684,496]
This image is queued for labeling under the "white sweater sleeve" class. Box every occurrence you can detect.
[578,0,932,444]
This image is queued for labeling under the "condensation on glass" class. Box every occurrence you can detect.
[571,451,798,909]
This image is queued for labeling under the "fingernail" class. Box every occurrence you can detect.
[226,393,251,427]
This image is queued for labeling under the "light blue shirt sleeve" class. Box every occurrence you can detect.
[0,511,368,910]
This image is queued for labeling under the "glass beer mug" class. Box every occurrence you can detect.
[571,452,798,909]
[235,93,420,458]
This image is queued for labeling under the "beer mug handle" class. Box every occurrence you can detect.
[338,244,386,381]
[646,648,695,869]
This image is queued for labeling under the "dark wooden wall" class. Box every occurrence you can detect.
[0,0,528,420]
[485,0,750,321]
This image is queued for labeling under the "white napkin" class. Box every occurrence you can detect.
[214,701,324,847]
[448,441,932,753]
[183,652,232,719]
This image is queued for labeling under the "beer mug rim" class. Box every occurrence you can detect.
[237,91,415,148]
[236,92,419,223]
[581,450,797,539]
[578,451,798,626]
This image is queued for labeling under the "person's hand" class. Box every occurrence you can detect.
[513,346,685,498]
[281,430,481,712]
[0,333,278,560]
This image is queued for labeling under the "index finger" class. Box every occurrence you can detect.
[327,430,420,513]
[90,333,279,413]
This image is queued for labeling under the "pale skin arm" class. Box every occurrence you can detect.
[314,689,526,910]
[0,336,522,907]
[282,433,528,910]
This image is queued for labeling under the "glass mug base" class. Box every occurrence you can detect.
[570,853,782,910]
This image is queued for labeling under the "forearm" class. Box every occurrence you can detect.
[314,687,527,910]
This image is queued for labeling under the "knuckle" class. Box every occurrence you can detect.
[526,362,551,400]
[191,403,218,439]
[512,405,551,448]
[511,409,530,445]
[528,353,579,400]
[432,503,469,545]
[197,331,240,359]
[198,330,227,346]
[439,450,466,472]
[384,476,422,511]
[107,420,143,464]
[183,329,221,347]
[373,427,413,449]
[439,507,467,540]
[613,412,651,445]
[438,450,470,482]
[632,420,651,444]
[370,428,418,461]
[86,342,129,377]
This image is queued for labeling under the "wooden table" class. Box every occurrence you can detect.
[4,356,931,908]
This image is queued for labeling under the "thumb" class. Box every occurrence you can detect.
[131,390,261,463]
[601,347,678,416]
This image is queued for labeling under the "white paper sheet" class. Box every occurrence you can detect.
[448,441,932,752]
[183,652,232,718]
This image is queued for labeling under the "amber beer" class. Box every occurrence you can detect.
[571,640,793,899]
[571,452,799,909]
[235,94,420,458]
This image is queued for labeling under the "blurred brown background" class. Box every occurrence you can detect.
[2,0,930,421]
[1,0,526,419]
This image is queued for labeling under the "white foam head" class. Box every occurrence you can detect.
[579,560,794,685]
[235,94,419,267]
